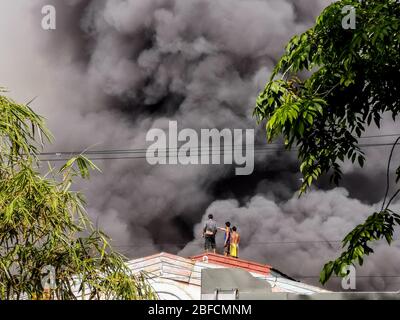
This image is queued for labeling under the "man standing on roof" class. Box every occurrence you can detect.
[218,222,231,256]
[203,214,217,254]
[230,226,240,258]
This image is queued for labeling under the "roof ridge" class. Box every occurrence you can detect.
[189,253,272,268]
[189,253,272,276]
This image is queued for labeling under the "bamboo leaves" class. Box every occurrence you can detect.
[0,91,156,300]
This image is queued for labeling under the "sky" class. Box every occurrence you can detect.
[1,0,400,291]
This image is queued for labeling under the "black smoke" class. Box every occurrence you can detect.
[1,0,400,291]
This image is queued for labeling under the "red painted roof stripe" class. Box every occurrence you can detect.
[189,253,271,276]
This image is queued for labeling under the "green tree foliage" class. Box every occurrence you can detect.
[0,89,157,300]
[254,0,400,284]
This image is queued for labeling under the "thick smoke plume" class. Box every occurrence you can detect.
[1,0,400,291]
[180,189,400,291]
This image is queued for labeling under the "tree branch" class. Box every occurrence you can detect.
[381,136,400,210]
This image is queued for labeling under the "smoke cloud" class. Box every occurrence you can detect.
[180,188,400,291]
[1,0,399,291]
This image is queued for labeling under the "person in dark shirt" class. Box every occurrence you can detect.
[202,214,217,253]
[218,221,231,256]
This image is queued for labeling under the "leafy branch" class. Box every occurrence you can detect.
[254,0,400,284]
[0,90,157,300]
[320,137,400,284]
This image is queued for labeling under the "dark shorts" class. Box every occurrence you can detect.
[204,235,216,250]
[224,242,230,255]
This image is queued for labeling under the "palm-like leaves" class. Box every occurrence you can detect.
[0,91,156,300]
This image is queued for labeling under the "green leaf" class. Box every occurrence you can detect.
[0,91,156,300]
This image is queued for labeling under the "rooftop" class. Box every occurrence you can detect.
[190,253,272,276]
[127,252,329,296]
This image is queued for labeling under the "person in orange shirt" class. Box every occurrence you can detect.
[230,226,240,258]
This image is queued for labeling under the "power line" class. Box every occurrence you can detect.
[111,239,400,248]
[359,133,400,139]
[295,275,400,279]
[38,142,400,162]
[37,150,284,162]
[126,258,400,281]
[38,132,400,158]
[37,132,400,159]
[123,250,400,280]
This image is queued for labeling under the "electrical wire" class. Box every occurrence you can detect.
[37,132,400,160]
[37,140,400,162]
